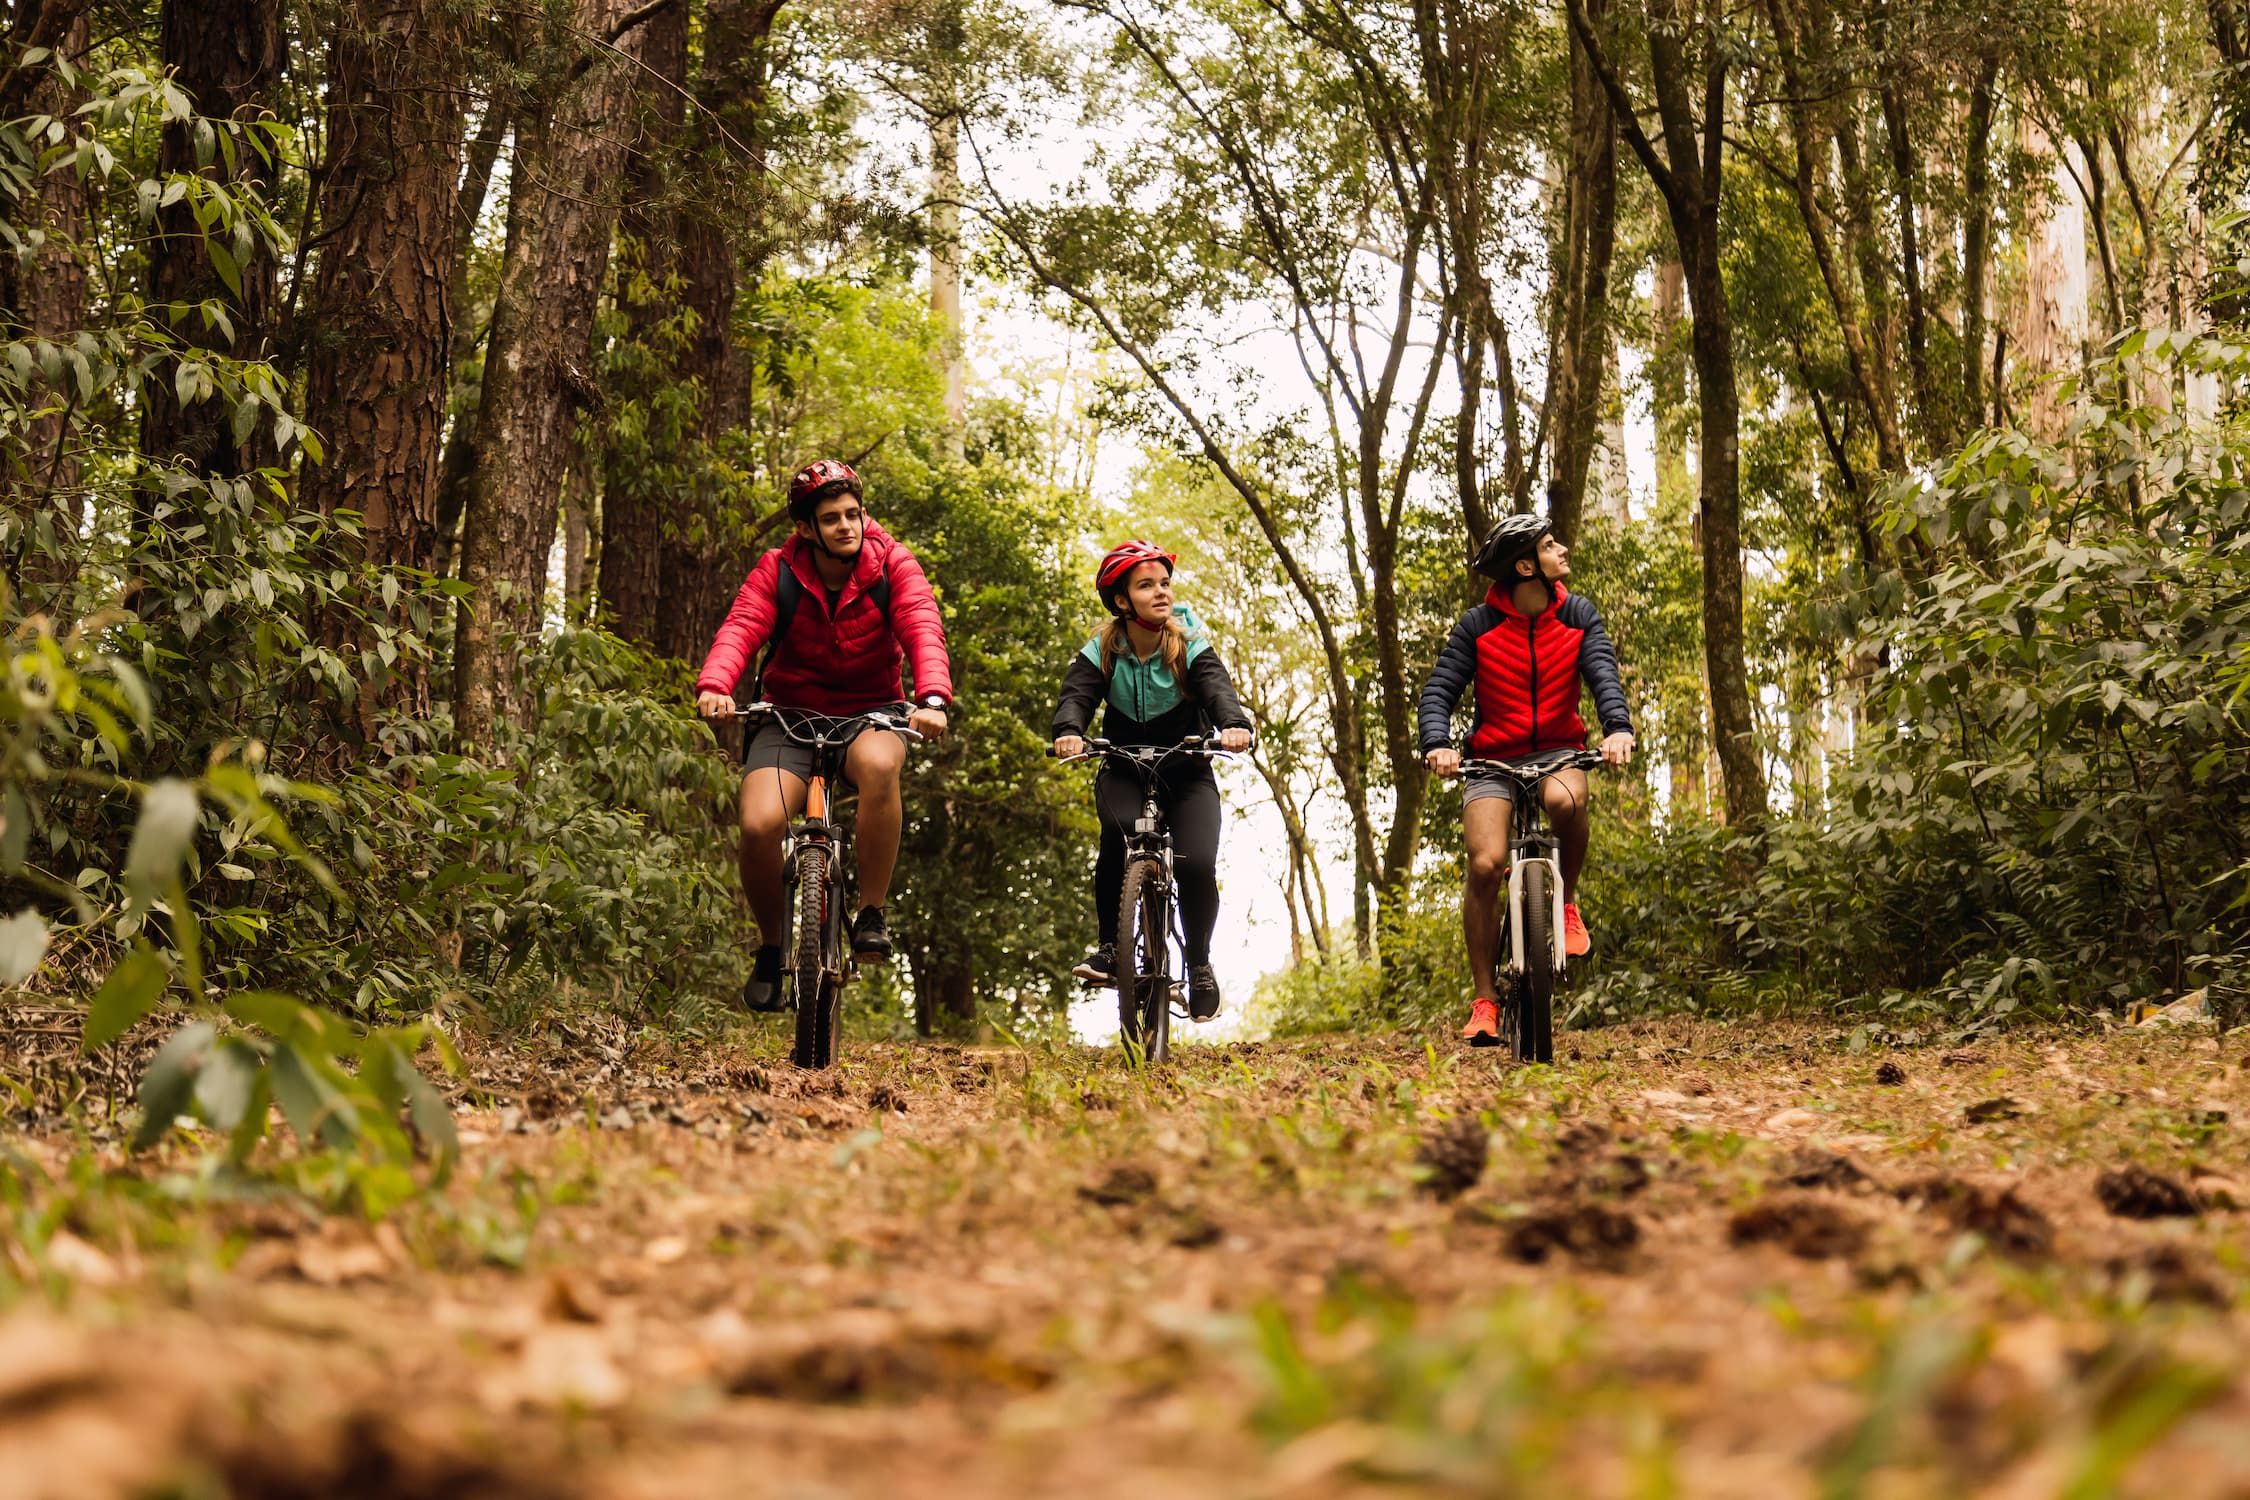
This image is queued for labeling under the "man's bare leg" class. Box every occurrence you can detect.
[1542,767,1592,901]
[1463,795,1514,999]
[739,768,808,942]
[843,729,907,909]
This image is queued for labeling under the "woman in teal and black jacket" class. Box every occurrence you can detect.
[1051,540,1253,1020]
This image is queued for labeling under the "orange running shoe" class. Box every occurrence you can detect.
[1462,996,1503,1047]
[1563,902,1591,959]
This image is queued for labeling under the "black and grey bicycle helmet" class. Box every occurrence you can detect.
[1472,511,1551,582]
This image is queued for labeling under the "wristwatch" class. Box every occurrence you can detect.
[918,695,947,712]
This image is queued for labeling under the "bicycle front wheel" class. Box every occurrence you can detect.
[791,846,841,1068]
[1117,857,1171,1065]
[1517,860,1555,1064]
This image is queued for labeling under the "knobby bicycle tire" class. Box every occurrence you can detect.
[1517,861,1555,1064]
[791,846,840,1068]
[1117,857,1171,1065]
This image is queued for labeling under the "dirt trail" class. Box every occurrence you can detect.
[6,1019,2250,1498]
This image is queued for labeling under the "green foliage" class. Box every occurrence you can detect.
[1579,336,2250,1024]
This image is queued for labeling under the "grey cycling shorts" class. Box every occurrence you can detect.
[741,716,899,782]
[1462,746,1584,806]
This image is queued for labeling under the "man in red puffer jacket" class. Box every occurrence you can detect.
[695,460,952,1012]
[1418,505,1635,1047]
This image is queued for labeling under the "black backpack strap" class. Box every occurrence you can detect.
[735,564,891,712]
[739,563,802,708]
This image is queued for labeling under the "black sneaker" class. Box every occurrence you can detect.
[1071,943,1117,986]
[850,905,893,960]
[1187,963,1221,1021]
[742,945,787,1013]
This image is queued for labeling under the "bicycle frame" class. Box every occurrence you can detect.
[726,702,919,1066]
[1055,735,1242,1051]
[1466,749,1605,981]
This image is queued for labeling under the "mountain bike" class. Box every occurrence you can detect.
[729,702,921,1069]
[1054,735,1243,1064]
[1461,748,1607,1063]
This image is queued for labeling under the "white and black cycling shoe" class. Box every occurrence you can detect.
[1072,943,1117,986]
[1187,964,1222,1021]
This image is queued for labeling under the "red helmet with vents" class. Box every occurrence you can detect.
[1096,539,1177,614]
[787,459,862,521]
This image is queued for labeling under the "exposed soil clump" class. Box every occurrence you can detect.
[1416,1116,1489,1201]
[1964,1096,2024,1123]
[2094,1165,2202,1220]
[1504,1200,1641,1270]
[2107,1245,2228,1307]
[1897,1176,2055,1259]
[1079,1162,1159,1207]
[1779,1148,1871,1192]
[724,1314,1051,1405]
[1728,1195,1868,1260]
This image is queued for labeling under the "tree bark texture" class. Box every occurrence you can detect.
[453,0,646,745]
[141,0,284,476]
[298,0,469,727]
[1545,0,1616,545]
[1,10,91,596]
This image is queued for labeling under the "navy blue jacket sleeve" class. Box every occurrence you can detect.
[1418,609,1487,753]
[1050,654,1107,739]
[1186,647,1253,731]
[1564,595,1633,737]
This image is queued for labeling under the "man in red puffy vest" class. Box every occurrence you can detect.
[695,460,952,1011]
[1418,506,1635,1046]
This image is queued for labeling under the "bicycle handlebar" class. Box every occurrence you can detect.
[1049,732,1251,764]
[1459,748,1610,778]
[718,700,927,742]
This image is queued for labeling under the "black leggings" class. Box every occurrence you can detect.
[1095,762,1222,965]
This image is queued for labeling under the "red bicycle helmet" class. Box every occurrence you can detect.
[1096,539,1176,615]
[787,458,863,521]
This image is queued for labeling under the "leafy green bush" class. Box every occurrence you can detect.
[1581,334,2250,1024]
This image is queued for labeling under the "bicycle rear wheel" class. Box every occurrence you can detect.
[791,846,841,1068]
[1516,861,1555,1064]
[1117,857,1171,1065]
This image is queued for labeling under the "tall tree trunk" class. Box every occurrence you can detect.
[1546,0,1616,544]
[1650,257,1690,508]
[433,101,510,581]
[1569,0,1768,830]
[1763,0,1905,474]
[2013,112,2090,440]
[600,0,779,662]
[596,0,690,652]
[930,107,967,458]
[1,10,91,600]
[1879,80,1938,448]
[453,0,647,745]
[299,0,470,730]
[1594,334,1632,524]
[562,458,594,613]
[140,0,284,476]
[1960,53,1998,430]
